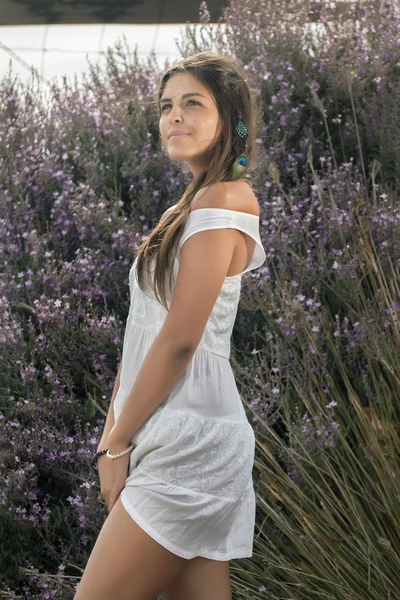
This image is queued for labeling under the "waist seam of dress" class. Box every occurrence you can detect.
[128,319,232,360]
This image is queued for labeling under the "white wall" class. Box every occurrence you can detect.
[0,24,187,82]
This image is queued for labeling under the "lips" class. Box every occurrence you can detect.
[168,133,189,139]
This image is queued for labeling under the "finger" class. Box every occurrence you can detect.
[108,494,116,512]
[110,482,124,509]
[108,488,119,511]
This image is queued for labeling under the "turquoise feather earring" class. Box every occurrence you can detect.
[231,113,249,179]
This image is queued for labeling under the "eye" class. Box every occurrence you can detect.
[160,99,201,113]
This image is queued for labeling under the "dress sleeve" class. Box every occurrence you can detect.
[179,208,266,276]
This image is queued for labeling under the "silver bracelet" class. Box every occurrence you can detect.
[106,444,135,460]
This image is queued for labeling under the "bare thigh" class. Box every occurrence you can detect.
[161,556,232,600]
[73,495,187,600]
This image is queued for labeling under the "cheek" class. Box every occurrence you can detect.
[197,117,217,132]
[160,121,168,139]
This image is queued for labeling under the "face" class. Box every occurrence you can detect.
[159,71,222,177]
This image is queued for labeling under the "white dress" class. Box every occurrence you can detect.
[113,207,266,560]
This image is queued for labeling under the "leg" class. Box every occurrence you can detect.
[74,495,187,600]
[161,556,232,600]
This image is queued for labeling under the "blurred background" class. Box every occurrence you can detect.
[0,0,359,82]
[0,0,227,81]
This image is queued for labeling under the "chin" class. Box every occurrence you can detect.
[168,152,192,161]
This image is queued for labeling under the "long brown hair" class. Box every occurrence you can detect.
[135,51,261,311]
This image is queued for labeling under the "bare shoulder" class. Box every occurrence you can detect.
[191,180,260,217]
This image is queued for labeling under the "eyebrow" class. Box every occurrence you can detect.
[159,92,207,104]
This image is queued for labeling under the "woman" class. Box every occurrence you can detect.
[74,51,266,600]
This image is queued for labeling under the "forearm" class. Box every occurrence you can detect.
[97,359,123,452]
[109,333,196,448]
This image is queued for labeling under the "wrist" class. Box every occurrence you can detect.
[92,447,108,470]
[107,432,132,455]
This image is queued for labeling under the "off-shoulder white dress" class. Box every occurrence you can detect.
[113,207,266,560]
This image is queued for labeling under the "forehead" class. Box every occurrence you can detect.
[161,72,213,101]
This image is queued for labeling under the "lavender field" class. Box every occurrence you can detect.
[1,1,399,598]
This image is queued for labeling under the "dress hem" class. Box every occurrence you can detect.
[120,488,253,561]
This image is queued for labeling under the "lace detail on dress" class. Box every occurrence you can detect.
[126,406,255,502]
[196,276,241,357]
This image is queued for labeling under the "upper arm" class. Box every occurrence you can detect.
[159,183,259,352]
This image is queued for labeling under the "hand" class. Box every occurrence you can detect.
[97,454,116,510]
[106,428,133,512]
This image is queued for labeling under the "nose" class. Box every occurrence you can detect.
[168,105,183,123]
